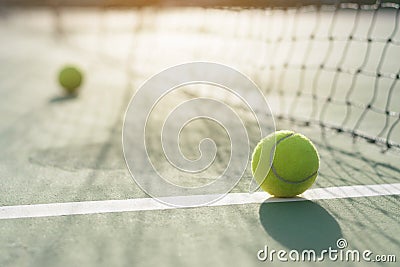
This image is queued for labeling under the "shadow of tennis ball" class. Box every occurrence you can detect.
[259,200,342,253]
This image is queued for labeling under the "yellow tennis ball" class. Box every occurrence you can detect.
[58,65,83,94]
[251,130,319,197]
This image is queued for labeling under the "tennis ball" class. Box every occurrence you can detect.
[58,65,83,94]
[251,130,319,197]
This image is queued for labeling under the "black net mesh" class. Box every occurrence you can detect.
[2,0,399,151]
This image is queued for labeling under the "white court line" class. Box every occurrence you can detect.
[1,183,400,220]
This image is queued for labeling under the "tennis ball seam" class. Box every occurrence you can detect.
[269,132,318,185]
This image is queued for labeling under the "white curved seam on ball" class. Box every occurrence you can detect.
[269,133,318,185]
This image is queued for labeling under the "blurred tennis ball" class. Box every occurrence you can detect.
[58,65,83,94]
[251,130,319,197]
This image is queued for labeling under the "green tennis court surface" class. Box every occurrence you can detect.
[0,2,399,266]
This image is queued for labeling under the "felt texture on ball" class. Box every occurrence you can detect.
[58,66,83,94]
[251,130,319,197]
